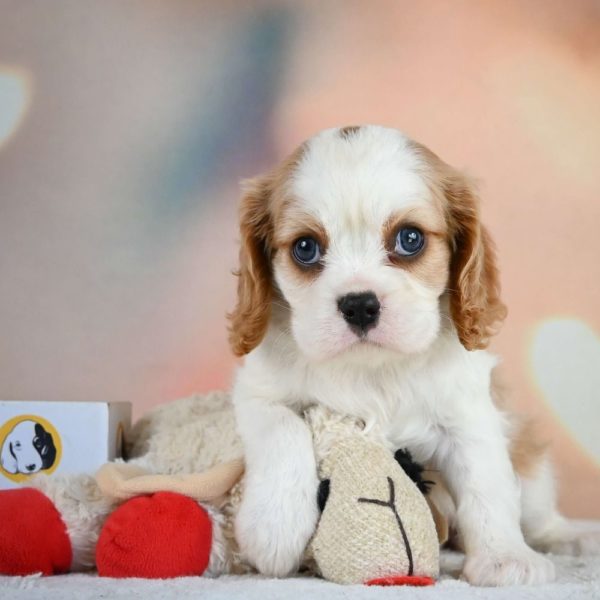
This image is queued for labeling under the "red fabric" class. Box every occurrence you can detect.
[96,491,212,579]
[365,575,435,586]
[0,488,72,576]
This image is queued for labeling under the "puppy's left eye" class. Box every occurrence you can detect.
[395,227,425,256]
[292,236,321,265]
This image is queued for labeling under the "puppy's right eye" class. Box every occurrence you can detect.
[292,237,321,265]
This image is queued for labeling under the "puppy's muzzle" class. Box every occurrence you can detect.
[337,291,380,335]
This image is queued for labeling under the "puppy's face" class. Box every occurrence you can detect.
[229,126,506,361]
[272,128,449,360]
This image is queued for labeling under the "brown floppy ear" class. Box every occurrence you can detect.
[444,172,507,350]
[228,176,274,356]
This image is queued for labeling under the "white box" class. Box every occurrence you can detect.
[0,401,131,489]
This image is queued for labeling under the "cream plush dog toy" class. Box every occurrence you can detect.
[0,392,444,584]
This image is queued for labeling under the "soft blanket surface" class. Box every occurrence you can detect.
[1,551,599,599]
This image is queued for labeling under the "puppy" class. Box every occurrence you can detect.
[1,420,57,475]
[228,125,599,586]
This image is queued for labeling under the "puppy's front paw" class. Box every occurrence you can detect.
[463,547,555,586]
[235,483,319,577]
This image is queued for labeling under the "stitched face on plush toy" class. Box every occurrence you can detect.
[317,448,432,513]
[309,436,440,586]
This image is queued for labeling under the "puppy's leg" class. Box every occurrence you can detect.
[509,417,600,556]
[436,404,555,586]
[520,457,600,556]
[234,395,319,577]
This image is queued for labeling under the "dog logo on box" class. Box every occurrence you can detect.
[0,415,62,482]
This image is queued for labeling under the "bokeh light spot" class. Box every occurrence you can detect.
[531,318,600,465]
[0,68,31,147]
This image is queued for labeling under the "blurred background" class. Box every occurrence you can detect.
[1,0,599,516]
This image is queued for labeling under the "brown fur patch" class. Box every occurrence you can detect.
[339,125,361,139]
[382,209,450,291]
[272,211,329,253]
[509,417,549,478]
[408,140,507,350]
[491,369,549,477]
[227,144,306,356]
[272,212,329,283]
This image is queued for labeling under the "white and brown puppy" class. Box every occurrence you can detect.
[228,125,599,586]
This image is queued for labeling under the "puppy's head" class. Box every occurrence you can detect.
[229,126,506,361]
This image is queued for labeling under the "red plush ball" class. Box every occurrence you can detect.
[0,488,72,576]
[96,491,212,578]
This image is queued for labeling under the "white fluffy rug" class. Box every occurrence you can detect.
[1,551,599,600]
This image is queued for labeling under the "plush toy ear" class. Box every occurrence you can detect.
[317,479,330,512]
[393,449,448,544]
[393,449,434,495]
[95,459,244,503]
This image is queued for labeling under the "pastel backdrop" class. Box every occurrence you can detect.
[1,0,599,516]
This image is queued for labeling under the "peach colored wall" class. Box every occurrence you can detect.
[1,1,599,516]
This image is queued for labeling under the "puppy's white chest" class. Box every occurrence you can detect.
[304,360,441,458]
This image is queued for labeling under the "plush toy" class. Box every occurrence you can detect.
[302,405,445,586]
[0,393,445,584]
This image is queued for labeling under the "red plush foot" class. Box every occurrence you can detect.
[0,488,72,576]
[96,491,212,578]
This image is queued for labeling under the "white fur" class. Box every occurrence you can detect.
[232,125,593,585]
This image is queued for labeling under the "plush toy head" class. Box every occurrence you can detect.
[306,407,442,586]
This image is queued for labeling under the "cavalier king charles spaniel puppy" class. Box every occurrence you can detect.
[228,125,599,586]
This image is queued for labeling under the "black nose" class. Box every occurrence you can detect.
[337,292,380,333]
[26,464,36,472]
